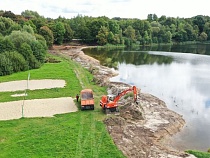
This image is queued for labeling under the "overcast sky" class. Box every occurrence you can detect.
[1,0,209,19]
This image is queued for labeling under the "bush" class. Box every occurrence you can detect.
[5,30,36,48]
[39,26,54,48]
[31,40,47,63]
[19,42,41,69]
[0,37,15,53]
[0,53,13,76]
[4,51,28,72]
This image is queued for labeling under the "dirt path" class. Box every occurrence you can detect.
[50,45,196,158]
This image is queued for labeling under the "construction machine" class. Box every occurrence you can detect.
[80,89,94,110]
[100,86,138,114]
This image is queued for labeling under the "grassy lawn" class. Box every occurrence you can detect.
[0,53,125,158]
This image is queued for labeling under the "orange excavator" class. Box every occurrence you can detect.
[100,86,138,114]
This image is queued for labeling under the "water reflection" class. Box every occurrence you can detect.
[83,44,210,151]
[110,62,210,151]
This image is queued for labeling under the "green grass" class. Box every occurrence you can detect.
[187,150,210,158]
[0,55,81,102]
[0,53,125,158]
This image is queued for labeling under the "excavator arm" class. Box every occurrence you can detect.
[100,85,138,114]
[113,86,137,102]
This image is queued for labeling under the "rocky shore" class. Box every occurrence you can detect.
[49,45,196,158]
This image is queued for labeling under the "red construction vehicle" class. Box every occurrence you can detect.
[100,86,138,114]
[80,89,94,110]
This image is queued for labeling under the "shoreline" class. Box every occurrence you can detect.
[49,45,195,157]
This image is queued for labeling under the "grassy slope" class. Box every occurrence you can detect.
[0,54,125,158]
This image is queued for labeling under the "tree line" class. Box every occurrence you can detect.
[1,10,210,75]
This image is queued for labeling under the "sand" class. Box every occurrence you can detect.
[0,80,77,120]
[0,79,66,92]
[0,97,77,121]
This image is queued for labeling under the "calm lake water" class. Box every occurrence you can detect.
[83,44,210,152]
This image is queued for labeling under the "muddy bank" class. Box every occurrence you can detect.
[49,46,195,158]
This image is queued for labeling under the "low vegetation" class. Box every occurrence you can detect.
[0,54,125,158]
[186,150,210,158]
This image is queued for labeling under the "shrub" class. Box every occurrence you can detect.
[19,42,41,69]
[0,37,15,53]
[31,40,46,63]
[0,53,13,76]
[5,30,36,48]
[4,51,28,72]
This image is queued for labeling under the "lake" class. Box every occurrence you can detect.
[83,44,210,152]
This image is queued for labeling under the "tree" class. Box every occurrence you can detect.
[184,23,196,41]
[143,31,152,44]
[34,34,47,49]
[52,22,65,45]
[162,31,172,43]
[5,30,36,49]
[63,23,74,42]
[39,26,54,48]
[147,14,153,22]
[31,18,46,33]
[31,41,46,63]
[0,16,18,35]
[132,19,144,35]
[147,14,158,22]
[0,37,15,53]
[107,32,115,44]
[198,32,208,42]
[88,18,108,42]
[4,51,28,72]
[19,42,40,69]
[124,25,136,42]
[96,26,109,45]
[8,23,22,34]
[193,15,205,33]
[204,22,210,40]
[108,20,120,34]
[22,25,34,34]
[2,11,17,21]
[173,30,187,42]
[21,10,41,18]
[158,15,167,24]
[0,53,13,76]
[24,20,37,33]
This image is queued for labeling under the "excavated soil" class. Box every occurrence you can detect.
[49,45,196,158]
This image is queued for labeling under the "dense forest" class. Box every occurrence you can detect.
[1,10,210,76]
